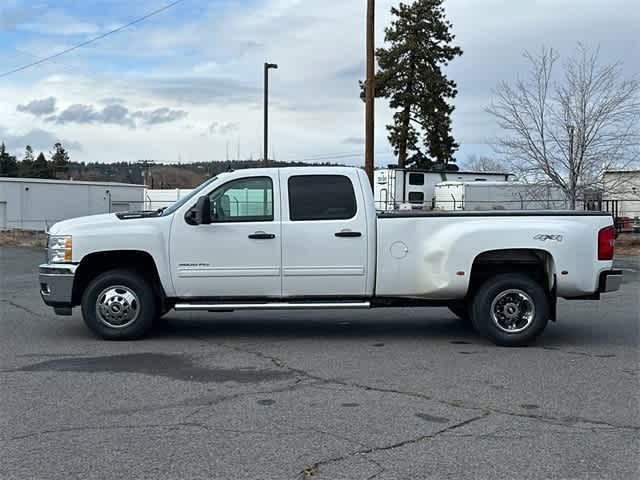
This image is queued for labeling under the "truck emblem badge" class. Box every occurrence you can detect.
[534,234,563,242]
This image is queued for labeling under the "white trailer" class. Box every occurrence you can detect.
[374,167,513,211]
[434,181,568,211]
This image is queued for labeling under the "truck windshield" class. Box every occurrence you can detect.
[161,176,219,216]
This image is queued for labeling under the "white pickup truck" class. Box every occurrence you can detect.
[39,167,622,346]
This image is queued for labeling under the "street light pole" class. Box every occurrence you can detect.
[364,0,375,188]
[264,62,278,163]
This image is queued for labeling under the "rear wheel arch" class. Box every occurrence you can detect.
[468,248,557,295]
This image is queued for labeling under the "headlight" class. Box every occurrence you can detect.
[48,235,73,263]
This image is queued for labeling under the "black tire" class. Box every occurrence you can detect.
[81,269,157,340]
[470,273,549,347]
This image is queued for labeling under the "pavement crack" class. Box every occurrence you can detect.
[205,344,640,434]
[5,421,211,442]
[181,380,318,421]
[308,382,640,432]
[217,343,324,382]
[364,457,386,480]
[1,299,44,318]
[290,424,370,449]
[299,412,490,478]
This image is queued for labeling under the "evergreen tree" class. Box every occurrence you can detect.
[19,145,35,177]
[361,0,462,169]
[50,142,70,178]
[0,142,19,177]
[33,152,53,178]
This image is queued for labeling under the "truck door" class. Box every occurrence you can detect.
[170,172,282,298]
[280,172,368,297]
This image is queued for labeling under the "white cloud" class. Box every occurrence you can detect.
[0,127,82,153]
[17,97,57,115]
[208,121,240,136]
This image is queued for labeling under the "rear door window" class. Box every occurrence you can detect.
[288,175,357,221]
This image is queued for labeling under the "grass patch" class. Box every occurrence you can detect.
[0,229,47,249]
[616,233,640,256]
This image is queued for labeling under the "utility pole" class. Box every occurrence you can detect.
[137,160,155,188]
[364,0,375,188]
[568,125,576,209]
[264,62,278,164]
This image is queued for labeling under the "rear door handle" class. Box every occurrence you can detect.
[335,231,362,238]
[248,232,275,240]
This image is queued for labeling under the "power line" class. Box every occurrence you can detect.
[279,150,370,161]
[0,0,187,79]
[285,151,389,163]
[13,48,75,70]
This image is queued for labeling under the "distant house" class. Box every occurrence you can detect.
[0,177,144,231]
[603,169,640,219]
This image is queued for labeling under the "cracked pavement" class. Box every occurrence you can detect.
[1,247,638,479]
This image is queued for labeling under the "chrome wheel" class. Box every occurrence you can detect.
[490,289,535,334]
[96,285,140,328]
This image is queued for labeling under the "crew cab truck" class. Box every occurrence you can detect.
[39,167,622,346]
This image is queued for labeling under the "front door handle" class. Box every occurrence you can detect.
[248,232,276,240]
[335,231,362,238]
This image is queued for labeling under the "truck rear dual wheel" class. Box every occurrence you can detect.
[81,269,157,340]
[470,273,549,347]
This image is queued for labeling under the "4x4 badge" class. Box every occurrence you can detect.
[534,234,563,242]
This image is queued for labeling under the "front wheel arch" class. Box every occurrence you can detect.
[72,250,166,308]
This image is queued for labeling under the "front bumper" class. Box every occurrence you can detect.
[39,264,77,315]
[599,269,623,293]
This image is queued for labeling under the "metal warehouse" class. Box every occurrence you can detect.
[0,177,145,231]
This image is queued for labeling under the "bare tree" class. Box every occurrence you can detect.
[464,154,507,172]
[487,44,640,208]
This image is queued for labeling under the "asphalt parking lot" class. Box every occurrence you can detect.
[1,247,638,480]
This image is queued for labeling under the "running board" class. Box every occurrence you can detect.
[174,301,371,312]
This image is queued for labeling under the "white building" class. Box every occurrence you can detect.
[374,166,513,210]
[603,169,640,219]
[0,177,145,231]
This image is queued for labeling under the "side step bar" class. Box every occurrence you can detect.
[174,301,371,312]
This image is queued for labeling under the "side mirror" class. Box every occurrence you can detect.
[188,195,211,225]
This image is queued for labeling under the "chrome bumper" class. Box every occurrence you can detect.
[39,264,77,314]
[599,270,623,293]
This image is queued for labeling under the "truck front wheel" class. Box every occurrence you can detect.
[81,269,157,340]
[470,273,549,347]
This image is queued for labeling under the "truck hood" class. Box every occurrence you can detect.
[49,213,123,235]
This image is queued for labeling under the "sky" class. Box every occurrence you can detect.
[0,0,638,168]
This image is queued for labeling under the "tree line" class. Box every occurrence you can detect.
[0,143,70,179]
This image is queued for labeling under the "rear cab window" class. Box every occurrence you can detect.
[288,175,357,221]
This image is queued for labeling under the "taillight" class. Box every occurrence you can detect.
[598,226,615,261]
